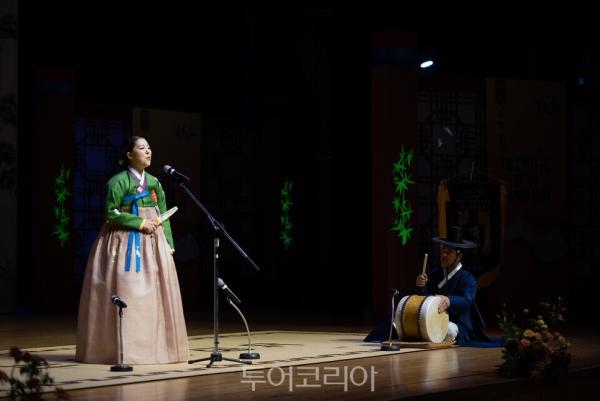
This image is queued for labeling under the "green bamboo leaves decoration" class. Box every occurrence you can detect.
[280,178,293,250]
[53,166,71,246]
[391,147,415,246]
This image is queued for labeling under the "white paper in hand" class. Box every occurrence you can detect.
[156,206,178,224]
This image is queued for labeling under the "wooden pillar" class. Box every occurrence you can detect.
[31,68,77,312]
[371,31,419,321]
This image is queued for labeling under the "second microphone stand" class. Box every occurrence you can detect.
[110,303,133,371]
[177,181,260,368]
[381,289,400,351]
[225,296,260,360]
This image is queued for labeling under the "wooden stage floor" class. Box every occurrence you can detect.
[1,314,599,401]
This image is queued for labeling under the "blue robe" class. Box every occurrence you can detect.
[420,266,476,345]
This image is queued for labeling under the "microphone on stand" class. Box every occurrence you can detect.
[111,295,127,308]
[217,278,242,304]
[163,165,191,182]
[218,279,260,361]
[381,288,401,351]
[110,295,132,372]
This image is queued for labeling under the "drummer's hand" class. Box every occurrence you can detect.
[416,274,428,288]
[438,295,450,313]
[141,219,158,234]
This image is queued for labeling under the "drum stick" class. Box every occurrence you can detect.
[421,253,429,275]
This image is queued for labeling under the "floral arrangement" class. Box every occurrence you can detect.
[497,297,571,380]
[0,347,69,400]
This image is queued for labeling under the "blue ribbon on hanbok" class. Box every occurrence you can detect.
[123,191,149,272]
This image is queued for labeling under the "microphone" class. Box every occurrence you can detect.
[163,165,191,182]
[111,295,127,308]
[217,278,241,304]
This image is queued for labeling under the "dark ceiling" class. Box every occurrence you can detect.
[19,3,600,112]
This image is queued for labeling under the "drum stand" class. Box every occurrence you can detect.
[381,289,400,351]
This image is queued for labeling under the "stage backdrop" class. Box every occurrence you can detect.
[0,0,17,313]
[132,107,202,236]
[568,89,600,324]
[416,77,488,295]
[486,78,567,313]
[131,108,203,308]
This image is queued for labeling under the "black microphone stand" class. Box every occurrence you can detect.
[381,289,400,351]
[174,180,260,368]
[110,303,133,372]
[225,296,260,360]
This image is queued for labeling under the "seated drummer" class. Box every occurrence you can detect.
[417,226,477,345]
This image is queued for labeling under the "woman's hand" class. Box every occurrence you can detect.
[170,248,175,255]
[141,219,158,234]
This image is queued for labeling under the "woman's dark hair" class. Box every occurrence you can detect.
[118,136,147,168]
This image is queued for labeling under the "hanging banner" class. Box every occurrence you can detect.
[438,180,507,287]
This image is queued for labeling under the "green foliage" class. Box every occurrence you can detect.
[280,179,293,250]
[390,147,415,246]
[53,166,71,246]
[0,347,70,400]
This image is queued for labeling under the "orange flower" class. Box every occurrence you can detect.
[523,329,535,338]
[151,190,158,203]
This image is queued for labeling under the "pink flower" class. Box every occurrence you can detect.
[520,338,531,348]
